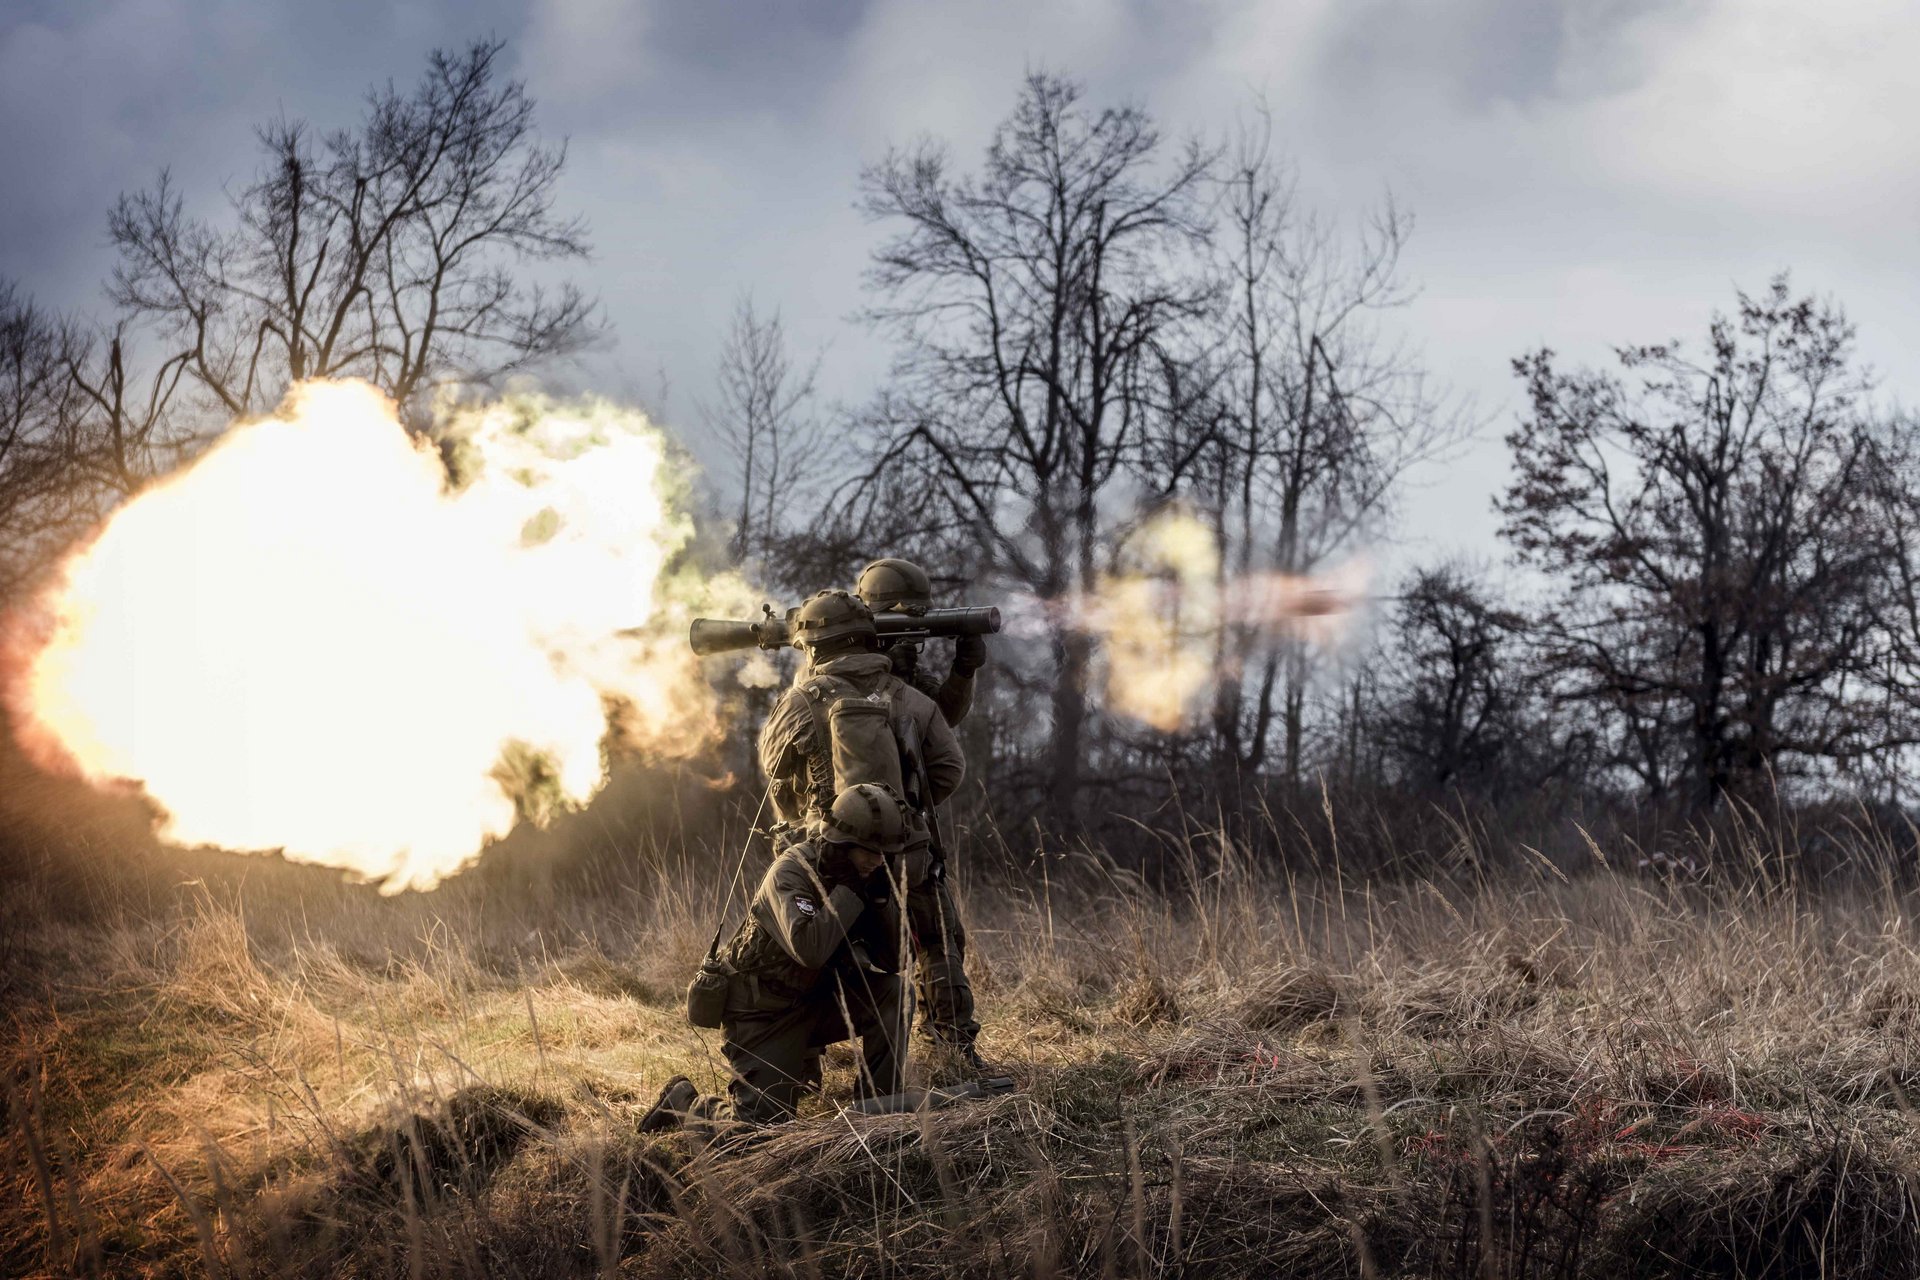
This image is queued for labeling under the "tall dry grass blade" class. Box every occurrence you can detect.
[1124,1117,1148,1277]
[526,986,548,1081]
[140,1140,228,1280]
[1348,1018,1401,1192]
[1167,1132,1183,1270]
[8,1067,67,1273]
[1472,1122,1495,1280]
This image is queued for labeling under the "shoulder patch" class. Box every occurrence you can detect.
[792,894,818,917]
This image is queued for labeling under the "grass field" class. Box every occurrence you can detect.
[6,802,1920,1278]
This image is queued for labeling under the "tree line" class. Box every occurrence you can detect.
[5,42,1918,861]
[716,73,1920,848]
[0,40,596,599]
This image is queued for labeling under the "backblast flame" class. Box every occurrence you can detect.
[1,379,745,891]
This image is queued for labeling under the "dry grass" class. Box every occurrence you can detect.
[6,816,1920,1278]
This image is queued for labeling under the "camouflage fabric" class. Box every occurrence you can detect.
[758,652,964,834]
[798,645,976,728]
[907,868,978,1045]
[930,668,976,726]
[697,842,907,1125]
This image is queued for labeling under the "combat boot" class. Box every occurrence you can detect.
[639,1075,698,1133]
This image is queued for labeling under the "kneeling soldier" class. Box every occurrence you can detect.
[644,784,911,1130]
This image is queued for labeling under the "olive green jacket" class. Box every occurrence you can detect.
[722,842,899,1010]
[902,656,975,725]
[758,652,965,832]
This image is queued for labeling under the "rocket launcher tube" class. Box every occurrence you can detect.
[688,605,1002,656]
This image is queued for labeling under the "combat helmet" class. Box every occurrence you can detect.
[790,588,876,650]
[819,782,910,853]
[855,558,932,616]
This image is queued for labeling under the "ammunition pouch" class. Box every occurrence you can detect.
[686,954,734,1029]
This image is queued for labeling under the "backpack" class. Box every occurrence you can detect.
[796,670,912,815]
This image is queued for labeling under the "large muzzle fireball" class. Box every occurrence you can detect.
[1,380,744,891]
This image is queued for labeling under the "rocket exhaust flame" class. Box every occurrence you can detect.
[1,380,746,892]
[1002,511,1369,734]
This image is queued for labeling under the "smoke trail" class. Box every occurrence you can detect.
[999,509,1369,733]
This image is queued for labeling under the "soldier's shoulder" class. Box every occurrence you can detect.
[767,844,821,886]
[896,681,946,727]
[763,684,814,724]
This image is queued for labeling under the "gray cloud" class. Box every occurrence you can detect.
[4,0,1916,572]
[1321,0,1694,111]
[0,0,527,305]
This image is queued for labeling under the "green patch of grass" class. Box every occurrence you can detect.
[36,997,218,1129]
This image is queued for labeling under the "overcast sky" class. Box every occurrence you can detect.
[4,0,1917,571]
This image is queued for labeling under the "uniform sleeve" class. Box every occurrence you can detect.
[919,698,966,806]
[755,855,866,970]
[758,690,820,824]
[933,666,975,725]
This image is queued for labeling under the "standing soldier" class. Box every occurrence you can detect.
[644,784,911,1129]
[854,559,987,1069]
[856,558,987,725]
[758,587,983,1069]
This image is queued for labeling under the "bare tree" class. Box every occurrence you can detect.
[858,71,1215,823]
[1195,115,1469,792]
[703,297,833,584]
[1499,277,1918,809]
[0,287,191,592]
[106,39,596,427]
[53,319,199,496]
[0,286,82,590]
[1369,563,1540,795]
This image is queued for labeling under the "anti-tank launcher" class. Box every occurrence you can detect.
[688,604,1001,656]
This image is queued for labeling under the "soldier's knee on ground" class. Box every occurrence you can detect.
[724,1022,824,1124]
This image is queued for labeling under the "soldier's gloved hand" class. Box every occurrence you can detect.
[887,640,920,680]
[817,842,860,888]
[952,633,987,676]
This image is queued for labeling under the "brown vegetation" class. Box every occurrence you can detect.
[6,795,1920,1278]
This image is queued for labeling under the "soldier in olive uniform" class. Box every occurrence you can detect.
[758,589,966,844]
[856,558,987,725]
[853,559,988,1068]
[643,784,912,1130]
[759,585,982,1069]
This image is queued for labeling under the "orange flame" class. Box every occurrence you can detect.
[2,380,749,891]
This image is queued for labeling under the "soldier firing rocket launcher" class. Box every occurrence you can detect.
[688,603,1002,656]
